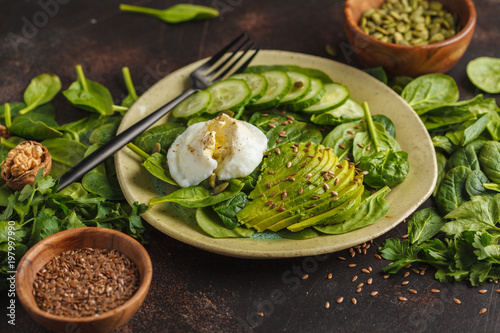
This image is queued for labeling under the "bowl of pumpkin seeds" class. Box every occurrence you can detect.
[344,0,476,76]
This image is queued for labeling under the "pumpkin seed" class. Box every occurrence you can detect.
[211,182,229,195]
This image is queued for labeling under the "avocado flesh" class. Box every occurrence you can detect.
[287,184,364,232]
[253,161,356,231]
[242,147,336,228]
[267,177,361,232]
[238,143,329,223]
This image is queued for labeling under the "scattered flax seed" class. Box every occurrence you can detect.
[289,176,296,182]
[357,283,364,289]
[281,121,288,125]
[339,144,346,149]
[496,290,500,294]
[330,191,338,196]
[419,270,426,276]
[334,178,340,185]
[302,274,309,280]
[368,267,373,272]
[270,203,277,209]
[337,297,344,304]
[331,197,339,202]
[303,148,310,152]
[338,256,346,261]
[404,271,410,278]
[399,297,408,302]
[362,269,370,274]
[412,268,420,274]
[366,145,371,151]
[269,192,276,197]
[278,131,287,137]
[370,291,379,297]
[348,263,357,268]
[351,298,357,305]
[267,183,272,189]
[298,187,303,194]
[367,278,373,285]
[362,249,367,255]
[402,281,409,286]
[479,308,487,315]
[262,113,269,117]
[454,298,462,305]
[347,130,355,135]
[327,273,333,279]
[479,289,488,294]
[305,173,312,178]
[324,183,330,190]
[276,138,282,143]
[275,148,281,155]
[265,201,273,206]
[269,123,276,128]
[324,301,331,309]
[431,289,440,293]
[258,312,264,317]
[306,141,312,147]
[308,204,317,209]
[279,110,286,115]
[350,252,356,258]
[402,234,409,239]
[383,274,390,279]
[281,192,287,200]
[336,164,343,169]
[375,254,382,260]
[268,170,275,174]
[356,288,362,293]
[352,276,358,282]
[357,143,364,148]
[409,289,418,294]
[307,154,315,158]
[287,162,292,168]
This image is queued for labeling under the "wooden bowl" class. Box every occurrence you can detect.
[16,228,153,333]
[344,0,477,76]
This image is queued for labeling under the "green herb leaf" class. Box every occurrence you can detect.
[18,74,61,115]
[466,57,500,94]
[212,192,248,229]
[120,3,219,24]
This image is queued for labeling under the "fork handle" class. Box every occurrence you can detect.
[57,88,197,191]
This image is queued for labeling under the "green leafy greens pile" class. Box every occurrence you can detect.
[0,66,147,290]
[374,56,500,286]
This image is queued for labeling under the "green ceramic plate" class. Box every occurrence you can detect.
[115,50,437,259]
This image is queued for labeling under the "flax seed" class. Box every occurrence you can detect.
[362,269,370,274]
[337,297,344,304]
[351,298,357,305]
[479,289,488,294]
[454,298,461,304]
[324,301,330,309]
[269,123,276,128]
[258,312,264,317]
[352,276,358,282]
[374,254,382,260]
[412,268,420,274]
[339,144,346,149]
[370,291,378,297]
[356,288,362,293]
[399,297,408,302]
[337,256,346,261]
[402,281,409,285]
[302,274,309,280]
[431,289,440,293]
[357,283,364,289]
[348,264,357,268]
[367,278,373,285]
[409,289,417,294]
[383,274,390,279]
[327,273,333,279]
[479,308,487,315]
[404,271,410,278]
[402,234,409,239]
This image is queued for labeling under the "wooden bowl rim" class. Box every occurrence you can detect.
[344,0,477,50]
[15,227,153,324]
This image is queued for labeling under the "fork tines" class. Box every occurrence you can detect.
[202,33,259,82]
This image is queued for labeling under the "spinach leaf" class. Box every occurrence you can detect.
[445,114,489,147]
[478,141,500,183]
[212,192,248,229]
[133,122,186,153]
[466,57,500,94]
[315,186,391,234]
[89,120,120,144]
[363,66,387,84]
[142,152,178,186]
[120,3,219,24]
[9,113,63,140]
[442,195,500,236]
[372,114,396,138]
[18,74,61,115]
[445,144,480,172]
[276,228,320,240]
[401,73,459,115]
[41,138,87,177]
[432,135,454,155]
[310,99,364,126]
[195,207,253,238]
[434,151,447,197]
[424,108,475,131]
[435,166,471,215]
[466,170,495,197]
[483,183,500,192]
[63,65,114,116]
[58,115,108,145]
[408,207,444,245]
[81,144,124,200]
[389,76,413,94]
[358,150,409,188]
[352,129,400,161]
[266,120,322,150]
[149,179,244,208]
[322,121,365,159]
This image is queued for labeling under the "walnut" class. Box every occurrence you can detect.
[0,125,10,139]
[1,141,52,191]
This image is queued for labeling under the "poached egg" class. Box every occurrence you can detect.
[167,114,268,187]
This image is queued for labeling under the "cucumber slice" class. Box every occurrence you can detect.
[231,73,268,102]
[285,78,325,111]
[171,90,211,120]
[247,70,291,110]
[206,79,252,114]
[310,98,364,125]
[279,71,311,104]
[302,83,350,114]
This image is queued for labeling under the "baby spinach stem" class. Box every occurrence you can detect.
[127,142,150,161]
[4,103,12,128]
[122,67,138,101]
[76,65,89,92]
[362,101,381,152]
[119,4,162,18]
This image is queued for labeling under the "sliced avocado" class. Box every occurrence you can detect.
[287,185,364,232]
[245,147,335,229]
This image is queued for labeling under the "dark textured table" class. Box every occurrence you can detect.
[1,0,500,332]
